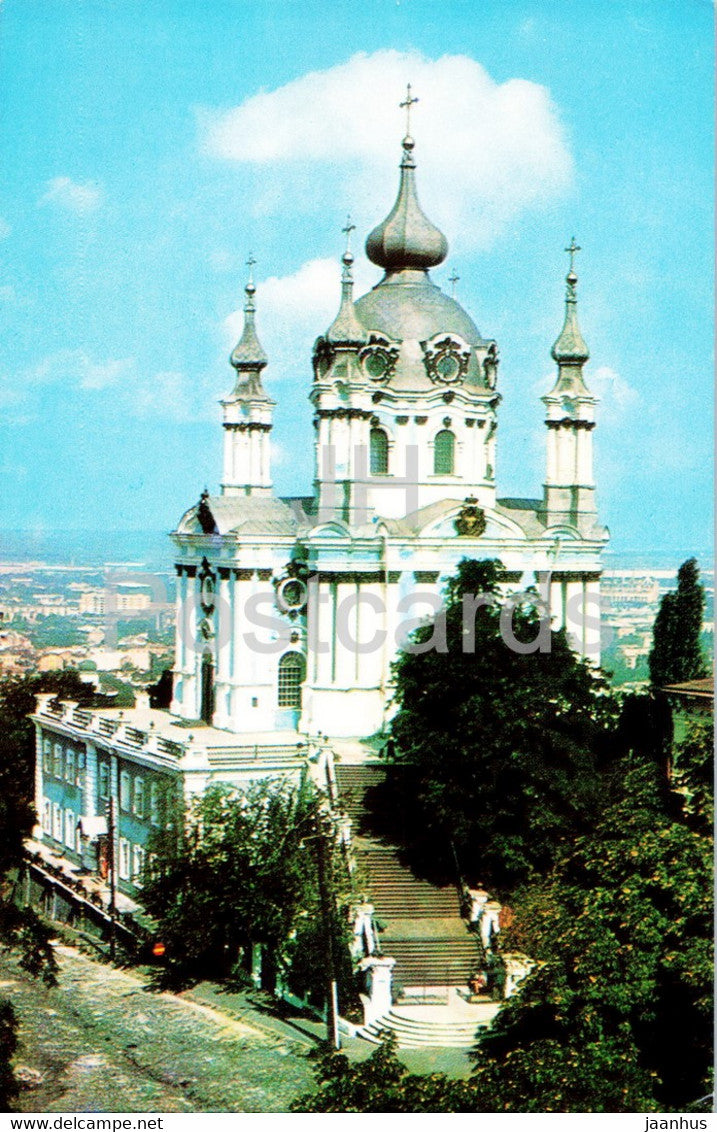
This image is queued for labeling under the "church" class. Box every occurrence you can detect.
[171,115,607,740]
[31,105,608,895]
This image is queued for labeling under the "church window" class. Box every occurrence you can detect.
[65,749,75,785]
[370,428,389,474]
[53,743,63,778]
[43,739,52,773]
[132,844,146,882]
[277,652,306,709]
[434,429,455,475]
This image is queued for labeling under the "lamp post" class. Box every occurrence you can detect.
[311,814,341,1050]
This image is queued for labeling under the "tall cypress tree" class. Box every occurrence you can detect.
[648,558,707,686]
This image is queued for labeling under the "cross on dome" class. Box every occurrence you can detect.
[342,215,356,257]
[400,83,419,139]
[564,237,581,275]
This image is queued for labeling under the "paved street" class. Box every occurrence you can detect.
[3,945,315,1112]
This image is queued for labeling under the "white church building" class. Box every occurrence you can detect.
[31,118,608,893]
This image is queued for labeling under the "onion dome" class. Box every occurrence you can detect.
[365,134,448,274]
[327,219,368,346]
[551,239,589,365]
[230,261,268,374]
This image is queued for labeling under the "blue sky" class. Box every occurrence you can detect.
[0,0,712,559]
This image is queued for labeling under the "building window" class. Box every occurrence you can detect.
[132,844,146,883]
[64,808,75,850]
[43,739,52,773]
[120,770,131,812]
[65,749,75,785]
[434,429,455,475]
[75,751,85,787]
[42,799,52,834]
[150,782,160,826]
[53,743,63,778]
[134,777,145,819]
[119,838,130,881]
[370,428,389,474]
[277,652,306,709]
[98,762,110,801]
[52,803,62,841]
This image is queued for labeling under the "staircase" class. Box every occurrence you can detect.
[334,763,482,991]
[358,1000,500,1049]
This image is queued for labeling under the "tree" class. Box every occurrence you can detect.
[379,559,619,890]
[469,761,713,1113]
[291,1037,475,1112]
[0,672,83,1106]
[672,719,713,834]
[649,558,707,686]
[142,779,355,1008]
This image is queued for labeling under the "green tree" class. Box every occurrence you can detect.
[292,1038,475,1112]
[380,559,619,889]
[672,719,713,834]
[142,779,354,1006]
[470,761,713,1112]
[649,558,707,686]
[0,672,85,1105]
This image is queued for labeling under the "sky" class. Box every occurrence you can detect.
[0,0,713,560]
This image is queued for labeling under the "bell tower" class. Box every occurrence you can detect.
[540,239,598,533]
[221,258,275,497]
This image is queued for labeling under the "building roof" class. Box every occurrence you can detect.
[661,676,714,701]
[176,494,301,537]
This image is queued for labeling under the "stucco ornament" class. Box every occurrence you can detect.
[422,334,471,385]
[454,495,487,537]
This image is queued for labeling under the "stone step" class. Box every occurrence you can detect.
[357,1003,501,1049]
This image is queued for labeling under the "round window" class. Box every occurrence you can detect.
[435,352,461,382]
[364,351,389,380]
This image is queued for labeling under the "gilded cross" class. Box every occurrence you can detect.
[565,237,581,273]
[400,83,419,135]
[246,253,256,284]
[342,215,356,256]
[449,269,460,298]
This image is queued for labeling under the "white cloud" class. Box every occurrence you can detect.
[200,50,573,249]
[39,176,104,213]
[589,365,639,422]
[223,256,378,384]
[0,217,10,239]
[28,351,133,391]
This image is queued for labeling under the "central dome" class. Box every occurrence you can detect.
[355,272,483,345]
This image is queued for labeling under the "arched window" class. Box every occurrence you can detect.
[434,429,455,475]
[277,652,306,709]
[370,428,389,474]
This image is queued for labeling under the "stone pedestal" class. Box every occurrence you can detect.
[359,955,395,1026]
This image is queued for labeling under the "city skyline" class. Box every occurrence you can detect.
[0,0,713,557]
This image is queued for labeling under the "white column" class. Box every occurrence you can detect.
[34,724,44,839]
[84,742,98,820]
[550,578,565,630]
[564,579,584,652]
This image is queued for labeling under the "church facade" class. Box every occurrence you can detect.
[171,127,608,740]
[31,121,608,893]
